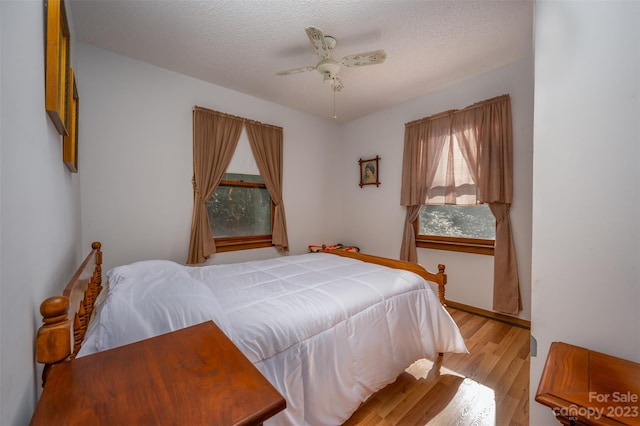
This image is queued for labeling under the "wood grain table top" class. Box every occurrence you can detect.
[30,321,286,426]
[536,341,640,425]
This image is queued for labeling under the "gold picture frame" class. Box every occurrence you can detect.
[359,156,380,188]
[45,0,70,135]
[63,68,78,172]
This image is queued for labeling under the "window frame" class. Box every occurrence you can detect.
[413,213,495,256]
[210,178,275,253]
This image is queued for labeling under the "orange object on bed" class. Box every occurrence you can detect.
[308,243,360,253]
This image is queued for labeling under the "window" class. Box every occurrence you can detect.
[416,205,495,255]
[206,173,273,252]
[408,108,497,255]
[204,129,274,254]
[401,95,518,312]
[188,107,288,264]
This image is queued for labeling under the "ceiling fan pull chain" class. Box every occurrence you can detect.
[333,82,337,120]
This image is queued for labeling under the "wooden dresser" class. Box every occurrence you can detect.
[536,341,640,425]
[30,321,286,426]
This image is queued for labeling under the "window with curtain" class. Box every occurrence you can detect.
[400,94,520,314]
[187,106,288,265]
[415,126,495,255]
[205,130,274,253]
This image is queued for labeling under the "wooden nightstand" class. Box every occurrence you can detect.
[30,321,286,426]
[536,341,640,425]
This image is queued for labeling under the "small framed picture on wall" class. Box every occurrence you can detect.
[359,156,380,188]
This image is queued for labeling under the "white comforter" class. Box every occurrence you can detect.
[79,253,467,425]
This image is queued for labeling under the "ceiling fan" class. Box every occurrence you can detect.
[276,26,387,93]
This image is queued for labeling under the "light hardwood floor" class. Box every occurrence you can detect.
[343,308,530,426]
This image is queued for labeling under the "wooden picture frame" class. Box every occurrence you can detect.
[45,0,70,136]
[359,156,380,188]
[63,68,78,172]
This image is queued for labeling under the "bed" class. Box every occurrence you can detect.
[35,242,467,425]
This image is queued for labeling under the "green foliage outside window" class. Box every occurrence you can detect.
[419,205,495,240]
[206,173,272,238]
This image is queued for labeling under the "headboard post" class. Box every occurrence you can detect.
[36,296,72,386]
[36,242,103,386]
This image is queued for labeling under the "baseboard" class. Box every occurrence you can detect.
[445,300,531,330]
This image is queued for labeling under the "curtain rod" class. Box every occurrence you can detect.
[405,94,510,127]
[193,106,283,131]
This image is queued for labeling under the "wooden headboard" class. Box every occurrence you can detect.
[36,242,103,386]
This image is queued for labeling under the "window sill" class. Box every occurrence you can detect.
[214,236,273,253]
[416,236,494,256]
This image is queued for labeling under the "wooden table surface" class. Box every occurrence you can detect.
[30,321,286,425]
[536,341,640,425]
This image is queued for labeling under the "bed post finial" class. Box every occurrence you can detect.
[437,264,447,306]
[91,241,103,290]
[437,264,448,358]
[37,296,72,386]
[92,241,102,261]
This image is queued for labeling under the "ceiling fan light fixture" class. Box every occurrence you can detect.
[276,25,387,120]
[324,36,337,51]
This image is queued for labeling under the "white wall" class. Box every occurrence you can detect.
[0,1,82,425]
[530,1,640,424]
[76,44,343,271]
[339,58,534,320]
[7,3,638,426]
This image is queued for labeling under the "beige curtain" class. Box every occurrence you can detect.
[187,107,243,264]
[453,95,519,314]
[400,94,520,314]
[454,96,513,204]
[400,113,452,262]
[245,121,289,252]
[488,203,521,313]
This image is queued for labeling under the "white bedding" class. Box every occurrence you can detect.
[79,253,467,425]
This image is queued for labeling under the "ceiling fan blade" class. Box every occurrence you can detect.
[340,50,387,68]
[305,26,331,59]
[276,66,316,76]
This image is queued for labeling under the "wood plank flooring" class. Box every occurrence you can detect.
[343,308,530,426]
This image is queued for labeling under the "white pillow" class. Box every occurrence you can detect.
[107,259,184,291]
[80,262,237,356]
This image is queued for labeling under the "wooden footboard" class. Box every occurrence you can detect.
[36,242,103,386]
[326,250,447,306]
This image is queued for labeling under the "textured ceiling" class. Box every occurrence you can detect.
[69,0,534,123]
